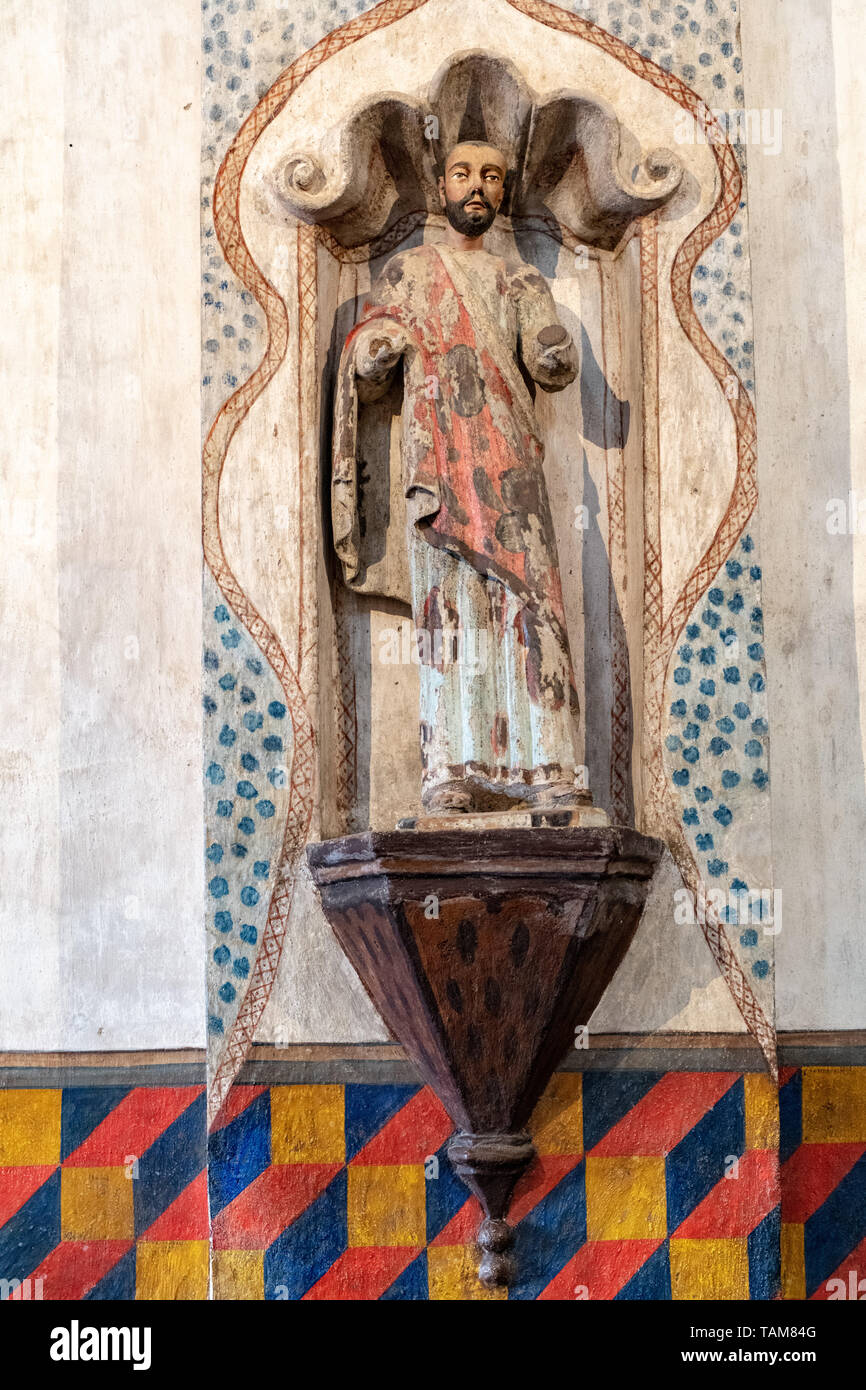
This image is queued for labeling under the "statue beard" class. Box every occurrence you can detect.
[443,189,498,238]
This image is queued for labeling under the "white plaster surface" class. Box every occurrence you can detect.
[742,0,866,1030]
[0,0,204,1049]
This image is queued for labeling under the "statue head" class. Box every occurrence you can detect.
[437,140,508,238]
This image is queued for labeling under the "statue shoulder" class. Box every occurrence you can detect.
[373,245,437,300]
[506,262,553,298]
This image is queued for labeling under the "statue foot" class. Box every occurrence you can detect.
[422,783,474,813]
[526,781,592,810]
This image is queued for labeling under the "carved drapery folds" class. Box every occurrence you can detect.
[270,50,683,250]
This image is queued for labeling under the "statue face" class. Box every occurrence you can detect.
[438,142,507,238]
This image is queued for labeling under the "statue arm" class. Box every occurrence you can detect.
[513,273,578,394]
[351,319,408,403]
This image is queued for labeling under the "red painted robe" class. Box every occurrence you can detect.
[334,243,579,723]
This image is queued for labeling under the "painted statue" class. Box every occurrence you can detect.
[333,140,583,814]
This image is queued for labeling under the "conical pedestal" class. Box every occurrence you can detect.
[306,826,663,1287]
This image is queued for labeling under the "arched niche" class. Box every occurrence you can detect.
[205,0,758,1084]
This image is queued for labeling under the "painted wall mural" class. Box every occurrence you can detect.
[2,1066,865,1301]
[200,0,776,1138]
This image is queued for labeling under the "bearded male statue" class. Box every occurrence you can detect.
[332,139,586,815]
